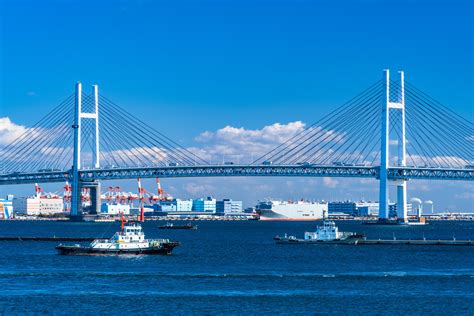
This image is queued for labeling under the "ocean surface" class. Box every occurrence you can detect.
[0,220,473,315]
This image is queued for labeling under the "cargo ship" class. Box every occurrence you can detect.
[56,218,180,255]
[256,200,327,221]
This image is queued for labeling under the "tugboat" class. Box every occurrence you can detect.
[56,216,180,255]
[158,222,198,230]
[274,220,365,244]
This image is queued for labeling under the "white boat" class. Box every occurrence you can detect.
[274,220,365,244]
[56,219,180,255]
[256,200,327,221]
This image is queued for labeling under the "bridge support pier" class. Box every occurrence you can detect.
[82,181,101,214]
[71,82,82,219]
[70,82,101,220]
[379,69,407,223]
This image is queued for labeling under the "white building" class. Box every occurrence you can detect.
[328,201,412,217]
[216,199,243,213]
[155,199,193,212]
[192,197,217,212]
[101,203,131,215]
[176,199,193,212]
[13,196,64,216]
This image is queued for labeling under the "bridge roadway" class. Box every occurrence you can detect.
[0,165,472,185]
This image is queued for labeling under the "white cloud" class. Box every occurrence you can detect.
[322,177,338,188]
[0,117,28,146]
[406,154,470,168]
[194,121,306,163]
[454,192,474,200]
[100,146,169,167]
[183,182,216,196]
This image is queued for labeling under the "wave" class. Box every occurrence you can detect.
[0,270,473,279]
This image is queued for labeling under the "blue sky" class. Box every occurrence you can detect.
[0,0,473,211]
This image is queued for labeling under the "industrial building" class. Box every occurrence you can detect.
[216,199,243,213]
[162,199,193,212]
[0,195,14,219]
[13,196,64,216]
[192,197,217,212]
[100,203,131,215]
[142,197,244,216]
[328,201,412,217]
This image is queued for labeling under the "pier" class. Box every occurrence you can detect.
[0,236,97,242]
[356,239,474,246]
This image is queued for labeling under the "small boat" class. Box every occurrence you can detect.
[274,220,365,244]
[158,222,198,230]
[56,217,180,255]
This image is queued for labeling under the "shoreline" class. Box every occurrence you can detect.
[2,216,474,222]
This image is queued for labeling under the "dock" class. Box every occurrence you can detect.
[0,236,97,242]
[276,238,474,246]
[356,239,474,246]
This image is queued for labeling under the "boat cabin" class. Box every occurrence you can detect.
[304,221,343,241]
[114,223,146,243]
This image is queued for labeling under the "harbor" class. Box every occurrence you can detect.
[0,206,473,314]
[0,0,472,313]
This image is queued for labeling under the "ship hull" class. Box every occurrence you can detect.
[56,242,180,256]
[256,201,327,221]
[274,235,364,244]
[158,226,197,230]
[259,216,321,221]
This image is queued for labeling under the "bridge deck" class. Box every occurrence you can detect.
[0,165,472,185]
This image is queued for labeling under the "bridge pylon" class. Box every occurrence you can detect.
[379,69,408,222]
[71,83,101,218]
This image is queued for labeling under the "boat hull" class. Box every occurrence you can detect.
[56,242,180,256]
[158,226,197,230]
[274,235,364,245]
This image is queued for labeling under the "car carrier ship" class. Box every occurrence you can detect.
[256,200,328,221]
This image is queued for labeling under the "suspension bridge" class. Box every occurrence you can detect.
[1,70,472,221]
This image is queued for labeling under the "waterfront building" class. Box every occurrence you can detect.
[157,202,177,212]
[0,195,14,219]
[389,202,413,216]
[216,199,243,213]
[192,197,216,212]
[101,203,131,215]
[355,202,380,216]
[13,195,64,216]
[328,201,412,217]
[328,201,358,215]
[154,199,193,212]
[175,199,193,211]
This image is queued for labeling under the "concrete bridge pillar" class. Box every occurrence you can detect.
[379,69,407,222]
[70,82,101,220]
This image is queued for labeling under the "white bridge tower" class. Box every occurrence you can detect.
[71,83,100,217]
[379,69,408,222]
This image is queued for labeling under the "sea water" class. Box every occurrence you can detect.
[0,220,473,314]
